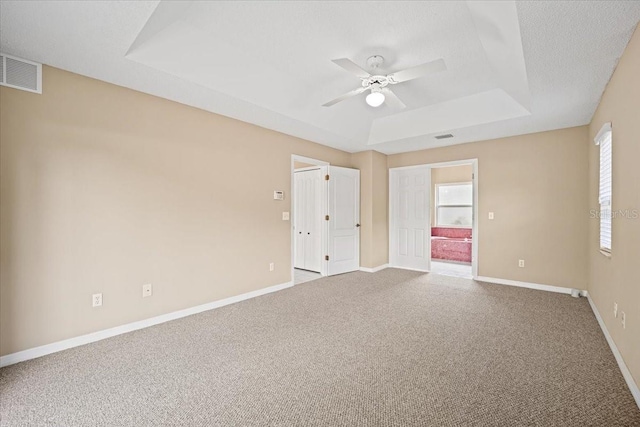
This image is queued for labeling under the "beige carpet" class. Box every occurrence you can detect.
[1,269,639,426]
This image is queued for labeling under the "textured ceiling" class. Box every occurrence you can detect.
[1,1,639,154]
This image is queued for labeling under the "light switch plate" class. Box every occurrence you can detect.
[282,212,290,220]
[488,212,494,220]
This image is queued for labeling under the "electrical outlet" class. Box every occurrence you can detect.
[92,293,103,307]
[488,212,494,220]
[621,312,626,329]
[614,302,618,318]
[518,259,525,268]
[269,262,275,272]
[142,283,152,298]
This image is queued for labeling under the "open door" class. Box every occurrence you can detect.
[327,166,360,276]
[389,166,430,271]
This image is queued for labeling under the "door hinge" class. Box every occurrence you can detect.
[325,215,330,221]
[325,174,330,181]
[325,255,329,261]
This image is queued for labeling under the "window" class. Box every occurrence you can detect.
[436,183,473,227]
[595,123,612,253]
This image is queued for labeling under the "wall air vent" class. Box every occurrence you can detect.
[0,53,42,94]
[434,134,454,139]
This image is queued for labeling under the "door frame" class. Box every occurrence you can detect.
[291,155,329,282]
[389,158,479,278]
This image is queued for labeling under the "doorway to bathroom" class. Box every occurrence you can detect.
[430,163,474,278]
[389,159,478,278]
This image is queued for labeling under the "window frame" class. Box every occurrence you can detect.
[435,182,473,228]
[594,122,612,256]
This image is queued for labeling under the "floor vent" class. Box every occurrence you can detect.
[0,53,42,94]
[435,134,454,139]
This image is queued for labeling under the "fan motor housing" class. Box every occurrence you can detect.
[362,75,390,89]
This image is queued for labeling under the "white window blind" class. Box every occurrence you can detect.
[595,123,612,252]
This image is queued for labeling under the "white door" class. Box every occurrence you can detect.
[294,172,305,269]
[389,166,430,271]
[327,166,360,276]
[293,169,323,272]
[304,169,323,272]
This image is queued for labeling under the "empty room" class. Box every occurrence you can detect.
[1,1,639,425]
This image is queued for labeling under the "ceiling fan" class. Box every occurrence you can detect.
[322,55,446,109]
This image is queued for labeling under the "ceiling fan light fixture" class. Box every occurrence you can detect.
[366,89,385,107]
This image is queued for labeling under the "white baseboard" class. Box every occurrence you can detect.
[0,281,293,368]
[587,294,640,408]
[359,264,389,273]
[387,265,430,273]
[474,276,586,296]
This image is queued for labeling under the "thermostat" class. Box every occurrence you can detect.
[273,191,284,200]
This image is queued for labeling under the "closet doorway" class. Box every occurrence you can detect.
[292,155,327,285]
[294,166,323,277]
[290,155,361,285]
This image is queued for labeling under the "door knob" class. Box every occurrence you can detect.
[307,232,311,235]
[356,223,361,227]
[299,232,302,234]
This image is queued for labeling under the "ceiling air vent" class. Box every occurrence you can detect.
[0,53,42,94]
[435,134,454,140]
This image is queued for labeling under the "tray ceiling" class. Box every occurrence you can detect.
[1,1,639,154]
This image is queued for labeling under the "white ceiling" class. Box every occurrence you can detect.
[1,1,639,154]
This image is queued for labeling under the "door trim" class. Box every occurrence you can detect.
[388,159,479,278]
[291,155,329,283]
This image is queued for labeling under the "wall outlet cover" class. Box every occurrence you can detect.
[92,293,103,307]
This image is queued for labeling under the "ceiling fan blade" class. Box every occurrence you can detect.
[322,86,367,107]
[331,58,371,79]
[387,58,446,83]
[381,88,406,109]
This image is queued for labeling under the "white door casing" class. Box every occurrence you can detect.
[389,166,431,271]
[327,166,360,276]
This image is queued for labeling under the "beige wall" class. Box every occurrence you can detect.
[293,161,315,169]
[0,66,353,355]
[351,151,388,268]
[370,151,389,267]
[431,164,473,227]
[588,27,640,386]
[388,126,590,289]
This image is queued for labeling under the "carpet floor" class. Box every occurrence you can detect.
[1,269,639,426]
